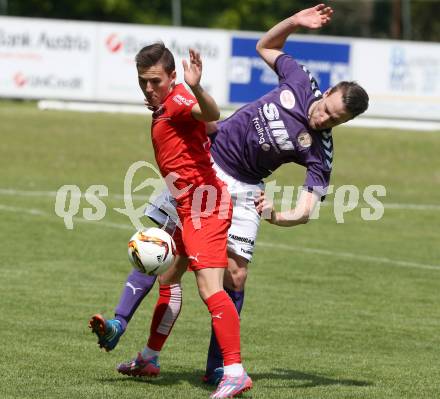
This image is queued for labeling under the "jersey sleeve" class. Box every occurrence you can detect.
[303,164,331,200]
[274,53,309,87]
[167,91,197,123]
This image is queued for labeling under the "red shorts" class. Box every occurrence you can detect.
[172,185,232,271]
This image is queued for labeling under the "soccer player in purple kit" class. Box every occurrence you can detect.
[89,3,368,385]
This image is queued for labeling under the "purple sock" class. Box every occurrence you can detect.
[114,269,157,331]
[205,287,244,374]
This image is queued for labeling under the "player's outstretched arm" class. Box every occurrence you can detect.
[183,48,220,122]
[256,3,333,70]
[255,190,319,227]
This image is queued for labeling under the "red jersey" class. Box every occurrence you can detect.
[151,84,218,205]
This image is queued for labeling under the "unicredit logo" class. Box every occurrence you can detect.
[12,72,82,89]
[106,33,123,53]
[14,72,27,87]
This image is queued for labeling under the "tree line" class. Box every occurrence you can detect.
[4,0,440,42]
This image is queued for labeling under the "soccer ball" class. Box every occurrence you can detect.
[128,227,176,275]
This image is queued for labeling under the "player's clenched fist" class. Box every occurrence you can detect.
[255,192,277,224]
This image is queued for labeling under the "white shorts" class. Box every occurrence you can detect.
[144,162,264,262]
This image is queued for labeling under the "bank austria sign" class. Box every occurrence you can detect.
[0,16,230,105]
[0,17,96,99]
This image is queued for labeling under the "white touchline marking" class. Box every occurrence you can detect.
[257,241,440,272]
[0,204,47,216]
[0,188,150,201]
[0,204,130,231]
[0,188,439,211]
[1,203,439,272]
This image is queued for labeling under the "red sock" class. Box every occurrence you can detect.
[205,290,241,366]
[147,284,182,351]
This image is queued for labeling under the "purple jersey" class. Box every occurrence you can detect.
[210,54,333,197]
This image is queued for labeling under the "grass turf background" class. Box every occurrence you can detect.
[0,101,439,398]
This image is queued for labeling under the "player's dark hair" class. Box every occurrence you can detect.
[330,81,369,118]
[135,42,175,75]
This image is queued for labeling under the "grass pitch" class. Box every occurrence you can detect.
[0,100,439,399]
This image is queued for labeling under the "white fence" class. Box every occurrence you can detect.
[1,16,439,121]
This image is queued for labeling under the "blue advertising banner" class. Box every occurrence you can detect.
[229,37,351,104]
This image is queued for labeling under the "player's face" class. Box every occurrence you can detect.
[308,89,352,131]
[137,64,176,108]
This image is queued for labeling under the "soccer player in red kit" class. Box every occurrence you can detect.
[115,43,252,398]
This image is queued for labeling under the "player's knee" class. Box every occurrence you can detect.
[228,269,248,290]
[224,253,248,291]
[159,255,188,285]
